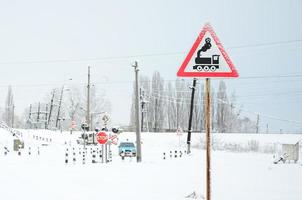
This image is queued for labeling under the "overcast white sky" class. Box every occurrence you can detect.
[0,0,302,133]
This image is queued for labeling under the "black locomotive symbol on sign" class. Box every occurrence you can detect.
[193,37,220,72]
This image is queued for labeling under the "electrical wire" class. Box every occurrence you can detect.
[216,98,302,125]
[228,39,302,49]
[0,39,301,65]
[0,72,302,89]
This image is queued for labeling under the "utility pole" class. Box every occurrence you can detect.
[37,102,41,127]
[48,90,55,128]
[56,86,64,128]
[140,88,146,132]
[154,98,158,132]
[11,104,15,128]
[29,104,32,129]
[86,66,91,131]
[187,78,197,154]
[256,114,260,133]
[90,113,93,131]
[133,61,142,162]
[45,104,48,129]
[205,78,211,200]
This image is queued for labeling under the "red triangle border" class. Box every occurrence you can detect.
[177,23,239,78]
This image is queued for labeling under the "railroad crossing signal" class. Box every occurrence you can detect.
[177,23,238,78]
[109,134,118,145]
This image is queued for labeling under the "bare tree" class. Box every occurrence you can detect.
[216,80,229,133]
[24,84,111,131]
[3,86,14,127]
[63,86,83,130]
[89,85,111,129]
[165,82,177,131]
[175,79,186,130]
[129,75,150,131]
[149,71,165,132]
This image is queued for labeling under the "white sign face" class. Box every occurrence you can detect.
[184,32,231,73]
[177,23,239,78]
[102,114,110,123]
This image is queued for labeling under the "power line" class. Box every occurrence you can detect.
[0,39,301,65]
[1,73,302,88]
[236,91,302,98]
[237,74,302,80]
[148,91,302,126]
[228,39,302,49]
[216,98,302,126]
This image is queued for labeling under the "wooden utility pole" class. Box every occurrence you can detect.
[205,78,211,200]
[11,104,15,128]
[48,90,55,128]
[29,104,32,128]
[56,86,64,128]
[140,88,146,132]
[256,114,260,133]
[86,66,91,130]
[37,102,41,126]
[187,78,197,154]
[45,104,48,129]
[133,61,142,162]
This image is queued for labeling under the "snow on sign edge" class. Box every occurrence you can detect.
[177,23,239,78]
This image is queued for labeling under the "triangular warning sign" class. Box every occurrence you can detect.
[177,23,239,78]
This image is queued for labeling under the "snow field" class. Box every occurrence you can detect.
[0,130,302,200]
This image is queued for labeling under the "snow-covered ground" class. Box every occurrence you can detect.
[0,129,302,200]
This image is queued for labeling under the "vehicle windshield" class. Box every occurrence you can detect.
[119,142,135,148]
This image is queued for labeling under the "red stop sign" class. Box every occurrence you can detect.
[96,131,108,144]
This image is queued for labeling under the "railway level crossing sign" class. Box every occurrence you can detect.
[177,23,239,200]
[177,23,238,78]
[109,134,118,145]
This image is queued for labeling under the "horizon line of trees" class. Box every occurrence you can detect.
[130,71,258,133]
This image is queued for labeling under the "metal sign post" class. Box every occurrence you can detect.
[96,131,109,163]
[102,144,104,163]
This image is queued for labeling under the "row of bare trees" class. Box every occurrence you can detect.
[130,71,257,133]
[1,85,111,130]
